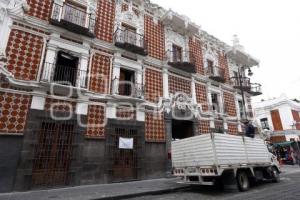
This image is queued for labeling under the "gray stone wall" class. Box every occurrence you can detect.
[0,135,23,193]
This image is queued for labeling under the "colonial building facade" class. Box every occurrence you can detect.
[254,94,300,143]
[0,0,261,192]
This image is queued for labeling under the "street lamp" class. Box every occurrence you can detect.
[247,68,253,77]
[234,66,252,122]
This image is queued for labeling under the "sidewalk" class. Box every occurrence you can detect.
[1,165,300,200]
[0,178,187,200]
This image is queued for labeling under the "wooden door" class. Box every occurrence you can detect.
[271,110,283,131]
[292,110,300,130]
[107,127,139,182]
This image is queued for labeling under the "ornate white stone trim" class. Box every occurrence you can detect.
[114,0,144,35]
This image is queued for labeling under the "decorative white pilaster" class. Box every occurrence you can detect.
[162,68,169,99]
[219,90,225,114]
[0,5,12,60]
[184,35,190,62]
[111,62,121,95]
[238,123,242,133]
[136,109,145,122]
[191,77,197,104]
[207,84,212,110]
[207,84,215,130]
[136,59,144,85]
[76,102,89,115]
[136,68,144,98]
[210,117,215,130]
[106,102,116,119]
[31,96,46,110]
[87,0,97,32]
[41,44,57,82]
[78,53,89,88]
[235,93,241,121]
[223,120,228,134]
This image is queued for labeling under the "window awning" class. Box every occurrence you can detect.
[273,141,295,147]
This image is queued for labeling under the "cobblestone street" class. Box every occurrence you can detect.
[127,168,300,200]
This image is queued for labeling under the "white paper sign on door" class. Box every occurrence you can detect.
[119,137,134,149]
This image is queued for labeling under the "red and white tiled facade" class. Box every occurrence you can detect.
[0,0,260,190]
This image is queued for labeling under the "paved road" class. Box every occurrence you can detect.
[127,172,300,200]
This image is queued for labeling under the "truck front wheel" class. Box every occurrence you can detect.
[271,167,280,183]
[237,171,250,192]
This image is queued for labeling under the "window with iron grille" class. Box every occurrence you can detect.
[53,51,79,86]
[172,44,182,62]
[119,68,135,96]
[260,118,270,130]
[211,93,220,112]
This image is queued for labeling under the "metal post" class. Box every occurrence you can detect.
[238,66,248,121]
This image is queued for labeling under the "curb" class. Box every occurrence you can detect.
[91,186,190,200]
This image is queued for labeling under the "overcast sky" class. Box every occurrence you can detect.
[151,0,300,102]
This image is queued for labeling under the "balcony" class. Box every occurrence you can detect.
[111,78,144,99]
[41,63,87,88]
[231,76,251,92]
[50,3,95,37]
[249,83,262,96]
[240,111,254,121]
[205,66,225,83]
[114,28,148,56]
[166,50,196,73]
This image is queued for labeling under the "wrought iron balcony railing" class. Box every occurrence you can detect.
[230,76,251,91]
[249,83,262,96]
[205,66,226,83]
[239,111,254,121]
[41,63,87,88]
[111,78,144,99]
[166,50,196,73]
[231,77,262,96]
[114,28,148,56]
[51,3,95,37]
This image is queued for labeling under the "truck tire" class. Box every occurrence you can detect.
[271,167,280,183]
[236,171,250,192]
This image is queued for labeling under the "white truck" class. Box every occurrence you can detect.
[171,133,280,191]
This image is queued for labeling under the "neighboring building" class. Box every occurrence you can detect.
[0,0,260,192]
[254,94,300,143]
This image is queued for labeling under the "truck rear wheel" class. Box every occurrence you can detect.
[237,171,250,192]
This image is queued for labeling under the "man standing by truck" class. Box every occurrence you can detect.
[245,120,255,138]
